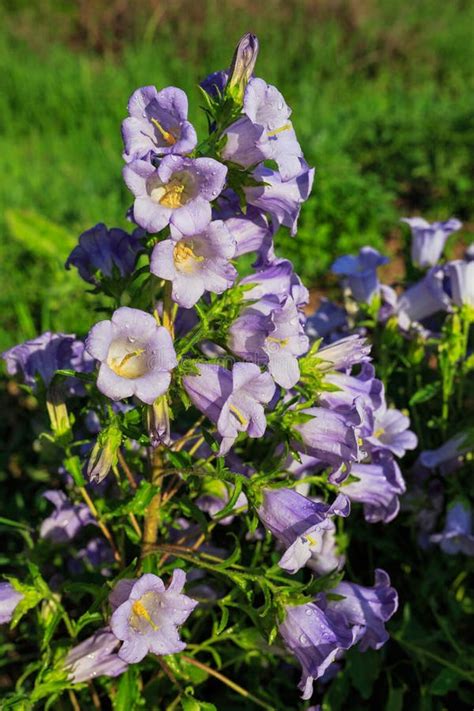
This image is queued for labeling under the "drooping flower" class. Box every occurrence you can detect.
[109,571,198,662]
[366,406,418,458]
[430,501,474,555]
[319,363,384,418]
[123,156,227,235]
[183,362,275,455]
[445,259,474,308]
[150,221,237,308]
[322,569,398,651]
[420,432,472,471]
[314,335,372,372]
[305,299,348,342]
[331,247,389,304]
[65,223,143,284]
[401,217,461,269]
[306,518,345,577]
[0,582,24,624]
[396,266,451,329]
[39,490,96,543]
[239,258,307,306]
[65,628,128,683]
[257,488,350,573]
[122,86,197,162]
[85,307,177,404]
[279,602,353,700]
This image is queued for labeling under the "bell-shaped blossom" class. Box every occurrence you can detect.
[430,501,474,555]
[66,223,142,284]
[402,217,461,269]
[331,247,389,303]
[420,432,472,471]
[366,406,418,458]
[2,332,93,390]
[183,362,275,455]
[319,363,384,418]
[86,307,177,404]
[150,221,237,308]
[214,195,273,258]
[279,602,353,700]
[445,259,474,308]
[200,70,229,98]
[221,117,267,168]
[342,451,406,523]
[306,518,345,577]
[0,582,24,624]
[305,299,348,342]
[258,488,350,573]
[110,571,197,663]
[124,156,227,235]
[239,258,308,308]
[65,628,128,683]
[122,86,197,162]
[39,490,96,543]
[322,569,398,651]
[244,160,314,236]
[396,266,451,328]
[314,335,371,372]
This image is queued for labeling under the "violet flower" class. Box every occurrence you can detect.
[366,406,418,458]
[40,490,96,543]
[123,156,227,235]
[396,266,451,328]
[65,628,128,683]
[213,195,273,258]
[183,362,275,455]
[86,307,177,404]
[315,335,371,371]
[110,571,197,662]
[445,260,474,308]
[305,299,348,342]
[122,86,197,162]
[319,363,384,417]
[0,582,24,624]
[420,432,472,471]
[306,519,345,577]
[66,223,142,284]
[401,217,461,269]
[150,221,237,308]
[430,501,474,555]
[331,247,389,304]
[221,117,267,169]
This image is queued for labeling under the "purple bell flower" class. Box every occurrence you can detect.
[150,221,237,308]
[122,86,197,162]
[65,628,128,683]
[279,602,353,700]
[366,406,418,458]
[110,571,198,663]
[86,307,177,404]
[306,518,345,577]
[402,217,461,269]
[315,335,372,372]
[305,299,348,342]
[319,363,384,417]
[200,70,229,98]
[221,117,267,168]
[342,451,406,523]
[40,490,96,543]
[65,223,142,284]
[420,432,472,471]
[239,258,307,307]
[430,501,474,555]
[396,266,451,328]
[183,362,275,455]
[258,488,350,574]
[123,156,227,235]
[0,582,24,624]
[445,259,474,308]
[331,247,389,304]
[213,195,273,258]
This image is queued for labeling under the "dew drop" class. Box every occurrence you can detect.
[299,633,307,644]
[128,336,136,344]
[305,608,313,616]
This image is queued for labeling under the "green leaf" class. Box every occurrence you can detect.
[409,382,441,406]
[347,648,382,700]
[5,209,75,261]
[430,668,461,695]
[386,686,405,711]
[113,666,142,711]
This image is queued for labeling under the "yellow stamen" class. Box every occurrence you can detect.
[266,336,289,347]
[173,241,204,265]
[229,404,248,426]
[151,118,177,145]
[115,348,145,375]
[305,534,317,546]
[160,182,186,208]
[132,600,159,630]
[267,122,292,138]
[374,428,385,439]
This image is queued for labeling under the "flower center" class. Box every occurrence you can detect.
[150,118,177,146]
[173,241,204,272]
[159,180,186,208]
[129,595,160,633]
[229,403,248,426]
[107,341,148,379]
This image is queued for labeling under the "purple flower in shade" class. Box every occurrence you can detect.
[196,480,248,525]
[396,266,451,329]
[0,582,24,624]
[213,194,273,258]
[200,70,229,98]
[331,247,389,304]
[66,223,142,285]
[221,117,267,169]
[378,284,398,323]
[305,299,348,342]
[2,332,94,390]
[366,406,418,458]
[307,518,345,577]
[239,258,308,307]
[69,538,114,576]
[85,307,177,404]
[445,260,474,308]
[258,488,350,574]
[402,217,462,269]
[420,432,472,471]
[430,502,474,555]
[122,86,197,162]
[65,628,128,683]
[244,160,314,236]
[279,601,354,700]
[315,335,372,372]
[109,571,198,662]
[123,156,227,235]
[39,491,96,543]
[183,362,275,455]
[322,569,398,652]
[341,451,406,524]
[228,296,309,389]
[150,221,237,308]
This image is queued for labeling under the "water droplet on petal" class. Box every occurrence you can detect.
[305,608,313,616]
[299,633,307,644]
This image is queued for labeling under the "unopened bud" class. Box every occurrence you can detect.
[46,384,71,440]
[87,422,122,483]
[228,32,259,103]
[147,395,171,447]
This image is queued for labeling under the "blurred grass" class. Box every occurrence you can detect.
[0,0,473,349]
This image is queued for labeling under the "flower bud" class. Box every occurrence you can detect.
[228,33,259,104]
[87,421,122,483]
[147,395,171,447]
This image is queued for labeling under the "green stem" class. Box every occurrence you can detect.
[394,636,474,682]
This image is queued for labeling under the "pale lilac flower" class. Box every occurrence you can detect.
[150,221,237,308]
[319,363,384,416]
[122,86,197,162]
[0,582,24,624]
[239,258,307,306]
[331,247,389,303]
[396,266,451,328]
[305,299,348,342]
[366,406,418,458]
[430,501,474,555]
[40,491,96,543]
[86,307,177,404]
[402,217,461,269]
[221,117,267,168]
[65,628,128,683]
[342,452,406,523]
[110,571,197,663]
[183,362,275,455]
[213,195,273,258]
[123,156,227,235]
[445,260,474,307]
[306,519,345,577]
[315,335,371,371]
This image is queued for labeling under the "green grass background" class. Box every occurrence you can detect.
[1,0,473,350]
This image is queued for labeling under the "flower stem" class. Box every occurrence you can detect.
[79,486,122,565]
[141,447,164,561]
